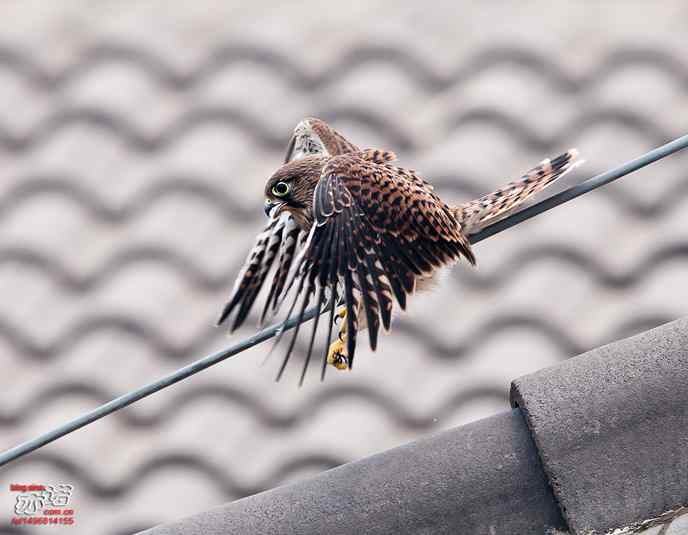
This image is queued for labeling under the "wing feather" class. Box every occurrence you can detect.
[351,207,380,349]
[263,217,302,322]
[284,117,359,163]
[217,217,280,328]
[217,212,303,331]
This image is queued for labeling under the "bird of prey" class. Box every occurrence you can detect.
[218,118,580,383]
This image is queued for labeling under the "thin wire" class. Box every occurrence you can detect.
[2,133,688,469]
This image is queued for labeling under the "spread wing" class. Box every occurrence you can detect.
[217,211,305,330]
[283,117,360,163]
[273,154,475,383]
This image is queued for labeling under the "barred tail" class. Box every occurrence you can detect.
[456,149,581,235]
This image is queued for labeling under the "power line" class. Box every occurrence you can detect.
[2,134,688,468]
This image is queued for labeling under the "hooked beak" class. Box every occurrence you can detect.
[264,199,284,218]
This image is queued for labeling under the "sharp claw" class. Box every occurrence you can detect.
[327,338,349,371]
[327,307,349,371]
[334,307,347,325]
[333,354,349,370]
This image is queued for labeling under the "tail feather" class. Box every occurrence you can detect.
[457,149,581,235]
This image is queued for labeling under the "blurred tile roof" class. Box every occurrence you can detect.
[1,2,688,534]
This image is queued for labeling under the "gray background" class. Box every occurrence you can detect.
[1,2,687,534]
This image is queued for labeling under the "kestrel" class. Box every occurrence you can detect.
[218,118,580,383]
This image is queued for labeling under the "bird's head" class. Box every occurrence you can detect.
[263,155,328,229]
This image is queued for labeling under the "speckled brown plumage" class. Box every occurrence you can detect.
[218,118,581,383]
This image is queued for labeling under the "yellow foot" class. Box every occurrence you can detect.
[327,338,349,370]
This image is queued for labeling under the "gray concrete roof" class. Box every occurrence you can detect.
[512,317,688,534]
[141,317,688,534]
[140,410,565,535]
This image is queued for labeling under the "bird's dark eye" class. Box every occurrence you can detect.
[272,181,290,197]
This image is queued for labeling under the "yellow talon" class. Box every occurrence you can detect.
[327,338,349,370]
[327,306,350,370]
